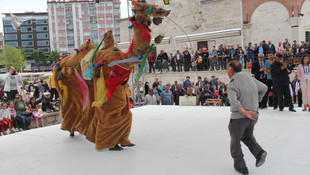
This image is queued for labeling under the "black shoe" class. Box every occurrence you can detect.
[70,132,74,137]
[273,107,277,110]
[236,167,249,175]
[109,144,123,151]
[289,109,296,112]
[279,108,284,111]
[121,143,135,147]
[256,150,267,167]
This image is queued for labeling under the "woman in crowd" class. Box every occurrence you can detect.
[7,101,24,132]
[14,94,32,130]
[237,47,244,69]
[297,55,310,111]
[33,86,43,104]
[28,97,44,128]
[144,82,150,96]
[19,86,27,100]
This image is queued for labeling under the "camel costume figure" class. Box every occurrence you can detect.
[53,0,170,150]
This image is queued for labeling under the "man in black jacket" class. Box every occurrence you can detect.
[251,54,268,108]
[270,53,296,112]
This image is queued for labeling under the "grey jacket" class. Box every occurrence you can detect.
[227,73,267,119]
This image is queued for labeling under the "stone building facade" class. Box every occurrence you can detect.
[118,0,310,54]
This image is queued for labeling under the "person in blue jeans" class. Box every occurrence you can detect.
[14,94,32,130]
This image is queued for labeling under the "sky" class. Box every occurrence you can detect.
[0,0,131,33]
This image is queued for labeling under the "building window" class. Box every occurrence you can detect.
[21,27,32,32]
[83,11,88,15]
[5,34,17,40]
[90,10,96,15]
[22,20,32,25]
[37,26,48,31]
[38,48,49,53]
[24,48,34,54]
[81,3,89,7]
[57,11,65,15]
[106,2,113,6]
[57,18,65,23]
[59,33,66,37]
[4,20,12,25]
[57,3,64,8]
[6,42,18,47]
[58,26,66,30]
[65,4,72,9]
[36,19,47,24]
[5,27,17,33]
[21,34,33,39]
[22,41,33,47]
[38,40,49,46]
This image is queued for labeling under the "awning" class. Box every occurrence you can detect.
[174,28,241,43]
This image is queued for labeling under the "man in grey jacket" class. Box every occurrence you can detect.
[227,60,268,175]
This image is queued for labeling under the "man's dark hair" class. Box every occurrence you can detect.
[228,60,242,73]
[186,76,190,79]
[267,51,274,55]
[198,76,201,79]
[276,53,284,58]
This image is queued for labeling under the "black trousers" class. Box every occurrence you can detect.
[293,92,303,107]
[171,62,176,72]
[274,85,294,110]
[229,118,263,170]
[50,88,59,101]
[258,78,268,108]
[177,60,183,72]
[266,79,278,108]
[5,90,18,101]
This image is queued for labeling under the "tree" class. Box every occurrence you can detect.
[0,45,26,71]
[31,50,47,65]
[48,50,60,62]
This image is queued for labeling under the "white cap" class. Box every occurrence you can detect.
[44,92,50,96]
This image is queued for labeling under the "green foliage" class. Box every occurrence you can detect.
[48,50,60,62]
[22,80,28,86]
[0,45,26,71]
[31,50,47,65]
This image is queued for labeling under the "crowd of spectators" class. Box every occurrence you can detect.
[0,66,59,136]
[147,39,310,73]
[136,75,229,106]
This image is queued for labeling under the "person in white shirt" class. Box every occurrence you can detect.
[3,66,22,101]
[144,89,157,105]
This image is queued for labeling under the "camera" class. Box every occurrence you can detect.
[12,70,16,75]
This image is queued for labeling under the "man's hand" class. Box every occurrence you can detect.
[243,110,258,120]
[15,71,18,75]
[259,68,264,72]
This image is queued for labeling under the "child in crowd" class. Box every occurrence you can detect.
[0,102,16,135]
[24,92,32,104]
[7,101,23,132]
[28,97,44,128]
[213,85,219,99]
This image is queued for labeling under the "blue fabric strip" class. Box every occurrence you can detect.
[108,57,140,67]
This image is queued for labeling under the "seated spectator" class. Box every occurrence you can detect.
[160,84,174,105]
[144,89,157,105]
[0,102,16,135]
[7,101,23,132]
[42,92,58,112]
[24,92,31,104]
[213,85,219,99]
[14,94,32,130]
[173,84,186,105]
[0,86,6,102]
[200,86,214,105]
[186,87,198,105]
[28,97,44,128]
[33,86,43,104]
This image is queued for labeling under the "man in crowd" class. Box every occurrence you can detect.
[169,53,177,72]
[210,75,217,88]
[175,50,183,72]
[282,38,290,48]
[173,84,186,105]
[217,45,224,70]
[42,92,59,112]
[227,60,267,175]
[251,53,268,108]
[183,76,191,91]
[247,42,255,64]
[160,84,173,105]
[264,52,278,108]
[157,50,167,73]
[144,89,157,105]
[195,76,203,88]
[266,41,276,54]
[209,46,218,71]
[49,70,59,101]
[202,49,209,70]
[199,85,213,105]
[3,66,22,101]
[183,50,191,72]
[152,83,161,105]
[270,53,296,112]
[148,52,156,73]
[171,81,179,93]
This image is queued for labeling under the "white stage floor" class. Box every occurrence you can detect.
[0,106,309,175]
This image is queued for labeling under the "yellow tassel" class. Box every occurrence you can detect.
[109,70,114,76]
[92,67,108,108]
[67,67,72,74]
[61,67,66,74]
[58,80,68,107]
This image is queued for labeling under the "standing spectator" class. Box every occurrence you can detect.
[3,66,22,101]
[14,94,32,130]
[223,45,229,70]
[226,60,267,175]
[152,84,160,105]
[28,97,44,128]
[229,45,236,61]
[171,81,179,93]
[236,47,244,69]
[258,42,265,55]
[144,82,150,96]
[144,89,157,105]
[174,84,186,105]
[191,50,197,71]
[297,55,310,111]
[158,81,164,92]
[160,84,173,105]
[195,76,203,88]
[209,46,218,71]
[276,42,284,53]
[270,53,296,112]
[37,81,45,93]
[251,54,268,108]
[152,78,159,88]
[264,52,278,108]
[244,46,248,69]
[217,45,224,70]
[162,51,169,72]
[169,53,177,72]
[156,50,164,73]
[247,42,255,64]
[266,41,276,54]
[282,38,291,48]
[183,50,191,72]
[175,50,183,72]
[254,43,259,61]
[202,49,209,70]
[292,40,297,51]
[183,76,191,91]
[291,74,302,107]
[148,52,156,73]
[210,75,217,88]
[262,40,268,56]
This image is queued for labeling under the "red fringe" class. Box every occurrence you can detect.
[111,38,134,59]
